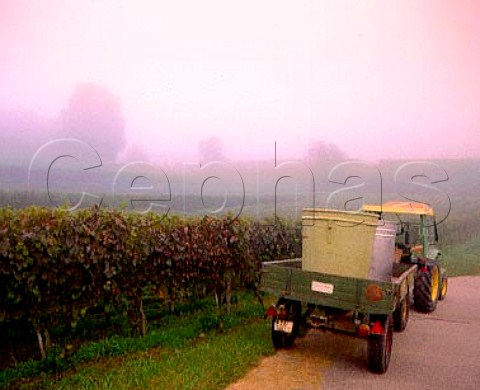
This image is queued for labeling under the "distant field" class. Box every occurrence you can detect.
[441,238,480,277]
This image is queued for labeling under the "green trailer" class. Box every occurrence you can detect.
[262,203,447,374]
[262,259,416,373]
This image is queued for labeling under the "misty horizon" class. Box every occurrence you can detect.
[1,1,480,180]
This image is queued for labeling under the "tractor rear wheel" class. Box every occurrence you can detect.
[414,265,440,313]
[368,314,393,374]
[439,271,448,301]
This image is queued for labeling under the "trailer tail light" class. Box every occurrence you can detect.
[265,306,278,318]
[277,305,288,320]
[357,324,370,338]
[370,320,385,335]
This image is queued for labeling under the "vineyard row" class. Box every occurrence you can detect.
[0,206,300,358]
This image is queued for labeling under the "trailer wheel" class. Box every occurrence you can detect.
[439,271,448,301]
[271,298,301,349]
[393,293,409,332]
[414,265,440,313]
[368,315,393,374]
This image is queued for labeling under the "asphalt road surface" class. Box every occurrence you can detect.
[227,276,480,390]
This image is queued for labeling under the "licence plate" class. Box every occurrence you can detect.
[274,320,294,334]
[311,281,334,294]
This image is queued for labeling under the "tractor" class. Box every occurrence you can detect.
[362,201,448,312]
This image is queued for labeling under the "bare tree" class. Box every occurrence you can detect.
[198,136,224,163]
[307,140,348,163]
[60,84,126,163]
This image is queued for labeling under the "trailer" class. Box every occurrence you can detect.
[262,204,447,373]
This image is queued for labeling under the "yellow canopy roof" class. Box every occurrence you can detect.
[362,201,434,217]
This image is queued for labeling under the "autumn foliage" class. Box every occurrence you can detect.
[0,206,300,354]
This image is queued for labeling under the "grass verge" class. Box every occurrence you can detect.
[442,237,480,276]
[45,321,273,390]
[1,293,275,389]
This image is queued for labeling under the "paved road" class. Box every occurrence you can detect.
[227,276,480,390]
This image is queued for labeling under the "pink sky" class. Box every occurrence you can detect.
[1,0,480,163]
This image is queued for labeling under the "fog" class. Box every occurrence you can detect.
[1,0,480,171]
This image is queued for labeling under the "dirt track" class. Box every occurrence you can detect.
[227,276,480,390]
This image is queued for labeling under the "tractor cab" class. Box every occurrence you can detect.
[363,201,447,311]
[362,201,440,262]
